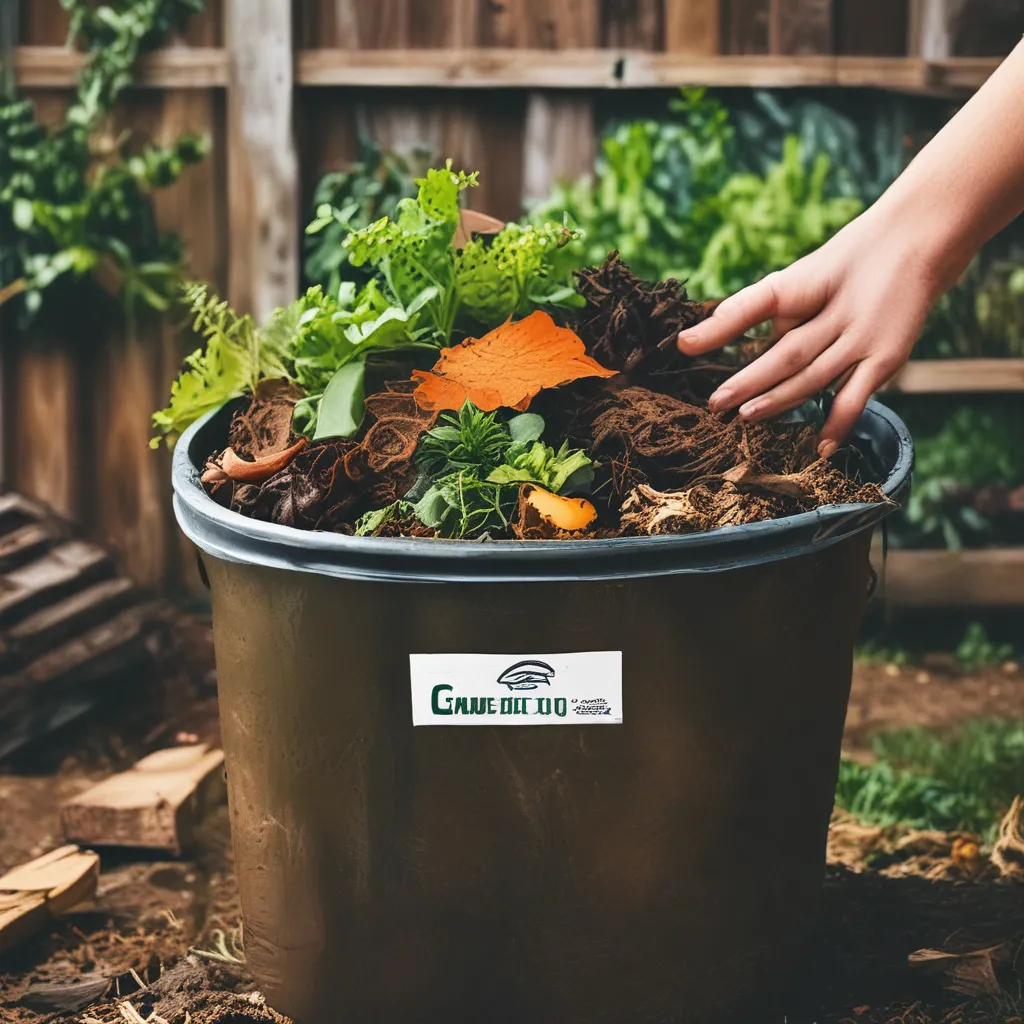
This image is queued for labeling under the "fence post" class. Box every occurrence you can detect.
[225,0,299,321]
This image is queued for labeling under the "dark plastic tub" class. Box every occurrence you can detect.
[172,400,911,1024]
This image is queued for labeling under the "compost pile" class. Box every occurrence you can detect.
[156,165,883,541]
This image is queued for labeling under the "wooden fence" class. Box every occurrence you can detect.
[3,0,1018,594]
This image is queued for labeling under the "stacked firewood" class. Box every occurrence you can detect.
[0,492,162,759]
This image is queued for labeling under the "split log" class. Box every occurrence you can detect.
[61,745,226,856]
[0,845,99,956]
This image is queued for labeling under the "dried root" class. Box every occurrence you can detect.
[992,795,1024,880]
[621,460,886,536]
[574,252,708,373]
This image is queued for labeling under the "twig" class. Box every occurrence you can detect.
[119,1003,146,1024]
[190,926,245,965]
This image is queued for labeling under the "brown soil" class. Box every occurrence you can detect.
[845,657,1024,760]
[2,623,1022,1024]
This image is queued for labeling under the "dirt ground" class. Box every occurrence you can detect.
[1,616,1023,1024]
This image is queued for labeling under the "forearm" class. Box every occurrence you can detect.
[869,39,1024,294]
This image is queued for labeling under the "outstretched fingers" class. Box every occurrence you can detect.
[817,359,890,456]
[729,345,855,423]
[678,274,784,355]
[708,319,838,413]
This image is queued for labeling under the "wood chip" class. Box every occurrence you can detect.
[908,945,1011,997]
[0,845,99,956]
[62,745,226,856]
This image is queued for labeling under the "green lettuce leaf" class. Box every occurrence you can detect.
[456,221,584,325]
[314,359,367,439]
[486,440,593,493]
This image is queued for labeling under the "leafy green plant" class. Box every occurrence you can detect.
[530,88,862,297]
[158,162,585,443]
[730,90,914,205]
[530,89,732,285]
[920,251,1024,359]
[835,719,1024,836]
[412,402,591,538]
[1,0,207,325]
[895,406,1024,549]
[487,441,593,493]
[418,402,517,477]
[150,284,291,446]
[956,622,1014,674]
[413,472,515,539]
[304,131,431,296]
[687,137,862,297]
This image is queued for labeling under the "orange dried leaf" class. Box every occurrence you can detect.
[412,311,616,413]
[221,438,307,484]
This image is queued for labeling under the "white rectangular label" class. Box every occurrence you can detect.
[410,652,623,726]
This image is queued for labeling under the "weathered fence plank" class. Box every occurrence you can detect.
[665,0,722,54]
[601,0,663,48]
[769,0,833,54]
[723,0,771,53]
[225,0,298,321]
[835,0,908,55]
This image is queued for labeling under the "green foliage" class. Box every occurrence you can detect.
[413,472,516,539]
[412,402,591,538]
[835,719,1024,836]
[854,640,914,668]
[344,162,582,348]
[730,90,913,205]
[150,284,292,446]
[457,221,585,324]
[897,406,1024,550]
[920,252,1024,359]
[530,89,731,284]
[956,622,1014,674]
[0,0,207,324]
[687,137,862,297]
[529,88,862,297]
[313,361,367,440]
[345,162,476,343]
[304,132,430,296]
[354,501,415,537]
[487,441,593,493]
[418,402,517,477]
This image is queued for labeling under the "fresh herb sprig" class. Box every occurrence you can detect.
[412,402,592,538]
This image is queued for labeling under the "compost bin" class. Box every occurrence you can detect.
[173,399,912,1024]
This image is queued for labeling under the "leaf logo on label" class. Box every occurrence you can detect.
[496,660,555,690]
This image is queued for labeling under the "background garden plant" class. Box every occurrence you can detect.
[0,0,207,328]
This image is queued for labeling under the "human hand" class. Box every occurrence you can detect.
[677,213,941,457]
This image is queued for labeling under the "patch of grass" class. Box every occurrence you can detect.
[854,640,915,668]
[956,621,1014,674]
[836,719,1024,836]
